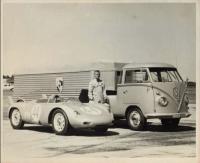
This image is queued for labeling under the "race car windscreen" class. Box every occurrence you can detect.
[149,67,183,82]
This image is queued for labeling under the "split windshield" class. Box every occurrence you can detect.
[149,67,182,82]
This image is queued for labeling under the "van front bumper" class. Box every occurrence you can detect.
[145,112,191,119]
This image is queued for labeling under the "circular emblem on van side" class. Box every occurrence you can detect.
[173,87,179,99]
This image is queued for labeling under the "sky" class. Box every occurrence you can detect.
[3,3,196,81]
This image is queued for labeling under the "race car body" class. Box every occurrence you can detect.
[8,95,114,135]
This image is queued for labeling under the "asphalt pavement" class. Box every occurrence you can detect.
[2,90,196,161]
[2,107,196,161]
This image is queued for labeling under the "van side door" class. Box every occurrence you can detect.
[117,68,155,116]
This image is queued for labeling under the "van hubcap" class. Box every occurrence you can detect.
[129,111,141,127]
[11,110,21,126]
[53,113,65,132]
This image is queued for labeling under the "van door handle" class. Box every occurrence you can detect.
[123,90,128,94]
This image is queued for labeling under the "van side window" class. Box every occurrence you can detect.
[125,69,149,83]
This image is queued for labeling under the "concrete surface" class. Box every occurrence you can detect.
[2,90,196,161]
[2,108,196,161]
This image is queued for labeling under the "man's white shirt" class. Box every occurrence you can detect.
[88,79,107,103]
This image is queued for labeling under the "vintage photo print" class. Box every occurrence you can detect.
[1,0,199,163]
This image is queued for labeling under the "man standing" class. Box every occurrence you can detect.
[88,70,107,103]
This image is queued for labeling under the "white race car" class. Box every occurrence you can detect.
[8,94,114,135]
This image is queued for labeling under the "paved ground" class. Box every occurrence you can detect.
[2,90,196,161]
[2,108,196,161]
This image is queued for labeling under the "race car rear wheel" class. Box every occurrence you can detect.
[10,108,24,129]
[52,109,69,135]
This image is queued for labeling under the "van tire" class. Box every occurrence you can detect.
[127,108,146,131]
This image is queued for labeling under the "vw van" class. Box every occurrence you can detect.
[108,63,191,130]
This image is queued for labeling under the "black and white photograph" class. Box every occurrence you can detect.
[1,1,199,163]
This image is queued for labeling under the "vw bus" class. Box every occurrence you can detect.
[108,63,191,130]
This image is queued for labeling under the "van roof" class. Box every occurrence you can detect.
[123,63,176,69]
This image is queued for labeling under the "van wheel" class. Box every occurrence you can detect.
[127,108,146,131]
[52,109,69,135]
[10,108,24,129]
[161,118,180,128]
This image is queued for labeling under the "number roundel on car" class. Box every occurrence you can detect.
[31,104,41,123]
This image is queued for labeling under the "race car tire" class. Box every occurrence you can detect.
[127,108,146,131]
[161,118,180,128]
[52,109,69,135]
[10,108,24,129]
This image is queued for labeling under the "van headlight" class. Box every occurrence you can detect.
[158,97,168,107]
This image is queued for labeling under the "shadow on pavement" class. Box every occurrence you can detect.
[68,128,119,137]
[111,120,130,129]
[112,120,196,132]
[22,126,54,134]
[145,123,196,132]
[22,125,119,136]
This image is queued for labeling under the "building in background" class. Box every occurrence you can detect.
[13,62,126,102]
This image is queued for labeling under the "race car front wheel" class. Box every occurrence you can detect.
[52,109,69,135]
[10,108,24,129]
